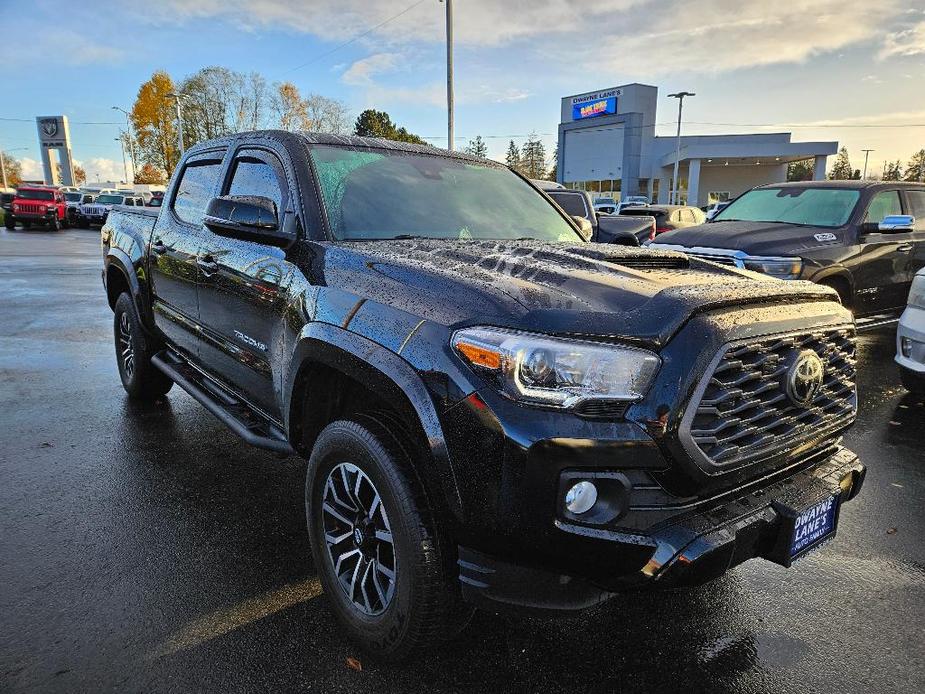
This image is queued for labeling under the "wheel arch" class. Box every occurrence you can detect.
[104,249,155,331]
[286,323,463,520]
[814,270,854,309]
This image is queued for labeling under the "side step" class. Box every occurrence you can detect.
[151,350,294,455]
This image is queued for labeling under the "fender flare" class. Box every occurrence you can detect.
[285,322,463,518]
[104,248,155,332]
[811,267,854,302]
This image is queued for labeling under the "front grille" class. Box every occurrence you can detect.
[83,206,105,216]
[685,327,856,467]
[17,203,46,215]
[573,400,629,419]
[690,252,739,267]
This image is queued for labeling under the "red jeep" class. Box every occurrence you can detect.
[6,186,68,230]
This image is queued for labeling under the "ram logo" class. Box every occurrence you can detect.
[233,330,267,351]
[814,232,837,243]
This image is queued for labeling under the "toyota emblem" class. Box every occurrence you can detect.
[786,350,825,407]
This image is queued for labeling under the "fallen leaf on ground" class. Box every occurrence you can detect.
[887,528,897,535]
[346,657,362,672]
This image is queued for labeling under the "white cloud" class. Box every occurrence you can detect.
[879,20,925,59]
[342,53,400,86]
[19,158,43,181]
[77,158,127,184]
[0,30,122,67]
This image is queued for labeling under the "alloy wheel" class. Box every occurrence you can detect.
[322,462,397,616]
[118,312,135,380]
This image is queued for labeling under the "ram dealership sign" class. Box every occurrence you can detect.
[35,115,75,186]
[571,88,621,120]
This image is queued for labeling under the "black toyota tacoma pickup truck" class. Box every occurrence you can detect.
[101,132,865,659]
[651,181,925,317]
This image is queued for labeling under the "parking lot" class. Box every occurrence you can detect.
[1,226,923,693]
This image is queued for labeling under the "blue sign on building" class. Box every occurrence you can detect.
[573,96,617,120]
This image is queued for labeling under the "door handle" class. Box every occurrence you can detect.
[152,239,167,255]
[197,254,220,276]
[897,243,913,253]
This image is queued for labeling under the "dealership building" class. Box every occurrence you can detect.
[557,83,838,206]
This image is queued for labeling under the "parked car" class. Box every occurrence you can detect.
[146,196,163,208]
[544,188,647,245]
[5,185,68,230]
[64,191,95,224]
[621,204,705,238]
[897,268,925,394]
[0,190,14,223]
[101,131,865,659]
[77,192,146,228]
[651,181,925,317]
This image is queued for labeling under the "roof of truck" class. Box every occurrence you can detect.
[758,180,925,190]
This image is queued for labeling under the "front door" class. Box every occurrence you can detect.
[852,189,911,314]
[149,153,225,358]
[196,148,296,418]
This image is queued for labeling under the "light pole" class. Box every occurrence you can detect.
[668,91,695,204]
[861,149,874,180]
[167,93,188,156]
[115,136,129,184]
[111,106,137,181]
[442,0,454,151]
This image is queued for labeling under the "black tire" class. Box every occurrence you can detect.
[49,216,61,231]
[900,365,925,396]
[113,292,172,400]
[78,217,88,229]
[4,216,13,230]
[305,418,470,660]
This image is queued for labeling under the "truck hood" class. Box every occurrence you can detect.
[318,239,838,347]
[652,220,847,256]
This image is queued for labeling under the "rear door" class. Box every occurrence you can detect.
[196,146,297,418]
[149,151,225,358]
[853,189,910,313]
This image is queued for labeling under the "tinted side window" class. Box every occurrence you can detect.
[125,198,134,206]
[228,158,284,212]
[864,190,902,224]
[905,191,925,229]
[173,161,223,225]
[548,192,588,218]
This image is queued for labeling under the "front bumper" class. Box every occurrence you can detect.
[457,446,864,614]
[896,305,925,374]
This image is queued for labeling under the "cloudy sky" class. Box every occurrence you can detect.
[1,0,924,181]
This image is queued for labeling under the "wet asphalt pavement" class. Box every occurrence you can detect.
[1,226,923,694]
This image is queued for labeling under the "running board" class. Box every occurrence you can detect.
[151,350,294,455]
[856,314,900,333]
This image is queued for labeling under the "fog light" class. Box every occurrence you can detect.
[901,337,913,358]
[564,481,598,515]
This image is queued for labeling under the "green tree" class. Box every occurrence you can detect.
[828,147,855,180]
[882,160,903,181]
[464,135,488,158]
[353,109,426,144]
[505,140,521,172]
[903,149,925,182]
[520,134,547,179]
[546,145,558,181]
[787,159,815,181]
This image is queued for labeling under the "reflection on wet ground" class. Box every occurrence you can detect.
[1,229,923,693]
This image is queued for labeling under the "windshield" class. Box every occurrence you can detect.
[714,187,860,228]
[64,192,82,202]
[96,194,124,204]
[310,146,581,242]
[17,189,54,201]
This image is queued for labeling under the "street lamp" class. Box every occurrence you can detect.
[0,147,28,190]
[111,106,137,181]
[440,0,454,151]
[668,91,695,205]
[115,136,129,184]
[166,93,188,155]
[861,149,874,180]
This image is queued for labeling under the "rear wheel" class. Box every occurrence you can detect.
[305,418,470,660]
[113,292,173,400]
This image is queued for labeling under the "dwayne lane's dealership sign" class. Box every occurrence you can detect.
[571,89,621,120]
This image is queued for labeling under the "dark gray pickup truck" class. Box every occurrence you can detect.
[100,131,865,659]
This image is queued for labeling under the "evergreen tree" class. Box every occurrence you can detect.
[828,147,854,180]
[464,135,488,158]
[353,109,427,145]
[505,140,521,172]
[787,159,814,181]
[547,146,558,181]
[882,159,903,181]
[903,149,925,182]
[520,134,547,179]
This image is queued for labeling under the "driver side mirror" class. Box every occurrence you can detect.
[571,215,593,242]
[878,214,915,232]
[203,195,291,246]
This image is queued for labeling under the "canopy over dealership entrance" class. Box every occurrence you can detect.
[557,84,838,206]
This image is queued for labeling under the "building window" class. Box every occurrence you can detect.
[708,191,731,204]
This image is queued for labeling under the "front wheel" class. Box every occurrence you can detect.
[305,418,470,660]
[49,216,61,231]
[113,292,173,400]
[4,216,13,230]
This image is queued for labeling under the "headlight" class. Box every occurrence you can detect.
[742,256,803,279]
[452,327,661,408]
[908,274,925,309]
